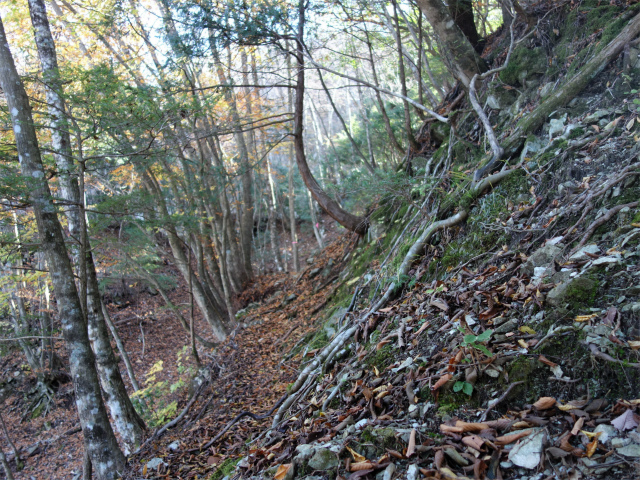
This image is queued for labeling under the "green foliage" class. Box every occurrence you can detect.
[453,380,473,396]
[460,329,493,357]
[209,458,240,480]
[131,349,192,427]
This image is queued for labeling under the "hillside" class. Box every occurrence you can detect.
[118,3,640,480]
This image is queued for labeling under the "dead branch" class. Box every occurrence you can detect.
[571,201,639,254]
[479,381,525,422]
[588,343,640,369]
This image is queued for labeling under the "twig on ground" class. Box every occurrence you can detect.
[479,381,525,422]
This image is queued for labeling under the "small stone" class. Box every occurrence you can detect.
[406,464,419,480]
[145,458,166,471]
[168,441,180,451]
[294,444,316,463]
[382,462,396,480]
[583,109,610,124]
[617,443,640,457]
[593,424,617,444]
[494,319,518,334]
[569,244,600,262]
[611,437,631,448]
[308,448,338,470]
[308,268,321,278]
[549,115,567,138]
[522,244,563,276]
[591,256,620,266]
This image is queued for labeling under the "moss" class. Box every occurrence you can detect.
[209,458,240,480]
[360,427,399,451]
[567,127,585,139]
[309,329,330,350]
[365,344,394,369]
[500,46,547,85]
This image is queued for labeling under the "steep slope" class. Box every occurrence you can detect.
[125,3,640,480]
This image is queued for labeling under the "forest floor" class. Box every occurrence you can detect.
[0,215,344,479]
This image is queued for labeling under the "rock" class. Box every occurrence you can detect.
[591,256,621,267]
[550,270,573,284]
[168,441,180,451]
[617,444,640,457]
[546,277,596,309]
[307,448,338,470]
[508,429,546,469]
[294,444,316,464]
[380,462,396,480]
[540,82,554,98]
[308,268,321,279]
[583,109,610,124]
[520,136,547,164]
[522,244,563,276]
[611,437,631,448]
[281,294,297,306]
[593,424,617,444]
[569,244,600,262]
[406,464,419,480]
[549,114,567,139]
[494,319,518,334]
[145,458,166,471]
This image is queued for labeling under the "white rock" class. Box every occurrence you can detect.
[508,429,546,469]
[593,424,617,444]
[406,464,419,480]
[569,244,600,261]
[383,462,396,480]
[145,457,166,471]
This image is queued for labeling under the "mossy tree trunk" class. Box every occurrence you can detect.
[416,0,487,88]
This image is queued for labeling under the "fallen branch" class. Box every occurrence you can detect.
[570,201,639,254]
[199,392,288,452]
[479,381,525,422]
[588,343,640,369]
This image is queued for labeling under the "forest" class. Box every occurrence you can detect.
[1,0,640,479]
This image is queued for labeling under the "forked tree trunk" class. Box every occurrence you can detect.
[415,0,487,88]
[27,0,145,452]
[448,0,483,52]
[292,0,368,235]
[0,16,125,479]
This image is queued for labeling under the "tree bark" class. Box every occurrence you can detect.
[27,0,145,452]
[391,0,419,152]
[0,15,125,479]
[415,0,487,88]
[448,0,483,52]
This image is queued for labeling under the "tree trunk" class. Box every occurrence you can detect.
[27,0,145,452]
[448,0,483,52]
[293,1,368,235]
[0,15,125,478]
[415,0,487,88]
[391,0,419,152]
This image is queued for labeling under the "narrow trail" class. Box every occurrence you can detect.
[128,236,356,478]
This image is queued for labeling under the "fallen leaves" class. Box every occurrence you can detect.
[611,409,640,431]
